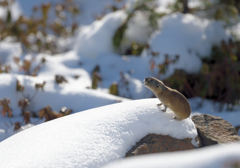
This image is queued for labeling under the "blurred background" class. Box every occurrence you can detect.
[0,0,240,141]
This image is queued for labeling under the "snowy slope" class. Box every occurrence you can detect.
[0,98,197,168]
[102,143,240,168]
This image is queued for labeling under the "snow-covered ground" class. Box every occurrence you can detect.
[0,99,198,168]
[0,6,232,141]
[0,99,239,168]
[0,0,239,138]
[0,0,240,167]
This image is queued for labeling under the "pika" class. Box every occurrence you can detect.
[143,77,191,121]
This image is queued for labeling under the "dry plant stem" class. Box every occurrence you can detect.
[0,36,2,57]
[20,91,27,99]
[197,97,206,109]
[8,116,12,124]
[29,89,39,102]
[184,81,195,97]
[4,122,9,127]
[20,89,39,103]
[32,118,43,125]
[4,116,13,126]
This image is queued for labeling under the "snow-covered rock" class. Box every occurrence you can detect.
[0,98,197,168]
[192,114,240,146]
[102,143,240,168]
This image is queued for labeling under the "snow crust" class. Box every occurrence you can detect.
[102,143,240,168]
[0,98,197,168]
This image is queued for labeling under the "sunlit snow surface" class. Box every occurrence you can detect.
[0,99,197,168]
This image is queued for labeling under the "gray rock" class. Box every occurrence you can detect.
[126,134,196,157]
[192,114,240,147]
[125,114,240,158]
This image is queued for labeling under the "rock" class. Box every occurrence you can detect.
[236,125,240,135]
[126,114,240,157]
[192,114,240,147]
[126,134,196,157]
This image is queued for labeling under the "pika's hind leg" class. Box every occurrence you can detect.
[161,105,167,113]
[173,116,182,121]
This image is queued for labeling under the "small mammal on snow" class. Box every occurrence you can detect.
[143,77,191,121]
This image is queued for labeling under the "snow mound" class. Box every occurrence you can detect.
[143,12,230,78]
[0,98,197,168]
[102,143,240,168]
[74,10,127,57]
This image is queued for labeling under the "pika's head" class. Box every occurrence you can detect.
[143,77,165,93]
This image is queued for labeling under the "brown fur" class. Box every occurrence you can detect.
[144,77,191,120]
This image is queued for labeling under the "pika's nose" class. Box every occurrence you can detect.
[144,77,150,82]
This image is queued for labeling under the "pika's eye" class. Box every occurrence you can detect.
[156,85,159,88]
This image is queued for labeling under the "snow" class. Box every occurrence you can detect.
[102,143,240,168]
[0,51,130,141]
[0,71,125,116]
[0,41,22,64]
[231,22,240,40]
[16,0,133,25]
[0,0,238,142]
[142,12,230,78]
[16,0,60,16]
[189,97,240,129]
[0,0,22,21]
[0,0,240,167]
[74,10,230,81]
[77,0,133,25]
[74,10,128,56]
[0,98,197,168]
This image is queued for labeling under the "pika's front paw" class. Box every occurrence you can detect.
[161,109,166,113]
[173,116,182,121]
